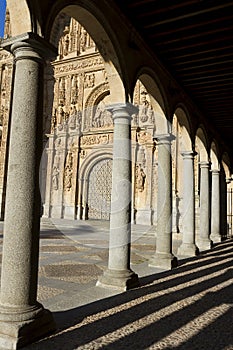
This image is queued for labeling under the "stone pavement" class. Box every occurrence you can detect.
[0,219,232,349]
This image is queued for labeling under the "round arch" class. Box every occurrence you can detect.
[46,2,126,104]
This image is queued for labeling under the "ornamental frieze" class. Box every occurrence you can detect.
[81,133,113,146]
[54,56,104,75]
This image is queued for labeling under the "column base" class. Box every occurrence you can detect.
[135,209,152,225]
[0,305,55,349]
[96,268,140,291]
[210,234,222,243]
[198,239,213,251]
[43,204,51,218]
[63,205,75,220]
[177,243,199,257]
[149,252,178,270]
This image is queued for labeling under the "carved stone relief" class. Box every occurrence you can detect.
[135,164,146,192]
[133,81,155,127]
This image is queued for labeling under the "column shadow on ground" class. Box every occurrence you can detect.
[24,239,233,350]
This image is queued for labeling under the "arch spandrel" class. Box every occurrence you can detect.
[173,107,192,152]
[210,141,220,170]
[195,126,209,162]
[222,152,231,179]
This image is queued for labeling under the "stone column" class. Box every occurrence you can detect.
[198,161,212,250]
[178,151,199,256]
[210,169,221,243]
[97,103,139,290]
[0,36,56,349]
[149,134,177,269]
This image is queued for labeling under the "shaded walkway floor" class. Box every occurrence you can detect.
[0,220,232,349]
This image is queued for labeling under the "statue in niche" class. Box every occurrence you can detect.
[53,138,61,167]
[80,28,87,52]
[59,77,66,102]
[57,106,65,125]
[51,111,57,132]
[76,110,82,130]
[59,26,70,58]
[136,164,146,192]
[92,101,112,128]
[84,74,95,88]
[52,166,59,190]
[68,106,82,131]
[71,75,79,104]
[139,91,150,122]
[68,105,77,129]
[64,150,73,191]
[64,166,72,191]
[147,105,155,124]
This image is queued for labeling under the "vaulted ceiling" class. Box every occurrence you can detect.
[116,0,233,150]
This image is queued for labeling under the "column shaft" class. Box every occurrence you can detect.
[149,134,177,269]
[178,151,198,256]
[97,104,139,290]
[1,45,43,307]
[210,169,221,242]
[198,161,212,250]
[0,38,55,349]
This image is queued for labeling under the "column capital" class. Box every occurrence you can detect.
[211,168,220,174]
[154,133,175,145]
[1,32,57,61]
[181,150,197,159]
[106,103,138,123]
[226,177,232,184]
[199,161,210,168]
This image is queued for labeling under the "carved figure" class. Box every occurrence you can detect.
[136,165,146,192]
[59,26,70,58]
[52,166,59,190]
[57,106,65,125]
[139,91,149,122]
[68,106,77,129]
[64,166,72,191]
[80,28,87,52]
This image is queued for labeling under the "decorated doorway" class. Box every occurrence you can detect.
[87,158,112,220]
